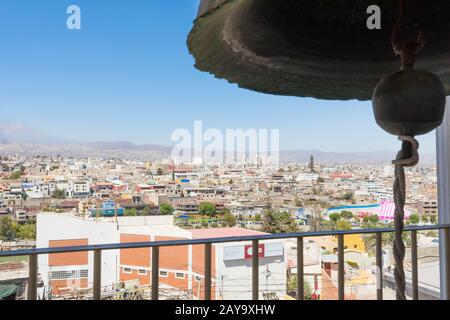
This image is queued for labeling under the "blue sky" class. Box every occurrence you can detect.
[0,0,437,153]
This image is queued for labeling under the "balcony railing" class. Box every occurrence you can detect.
[1,224,449,300]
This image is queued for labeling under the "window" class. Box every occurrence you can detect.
[159,271,168,277]
[175,272,185,279]
[195,276,202,282]
[49,269,88,280]
[138,269,147,275]
[123,267,132,274]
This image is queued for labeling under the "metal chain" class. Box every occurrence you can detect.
[392,135,419,300]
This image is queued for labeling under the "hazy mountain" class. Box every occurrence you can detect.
[86,141,172,153]
[0,143,436,164]
[0,122,76,145]
[280,149,436,165]
[0,122,435,164]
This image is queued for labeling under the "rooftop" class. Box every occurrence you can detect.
[190,227,266,239]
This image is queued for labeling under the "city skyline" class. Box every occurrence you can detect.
[0,0,438,154]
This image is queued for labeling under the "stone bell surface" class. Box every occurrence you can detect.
[188,0,450,101]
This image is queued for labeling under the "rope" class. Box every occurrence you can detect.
[391,0,425,70]
[392,135,419,300]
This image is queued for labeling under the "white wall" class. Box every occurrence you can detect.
[214,240,286,300]
[36,213,119,293]
[117,215,174,226]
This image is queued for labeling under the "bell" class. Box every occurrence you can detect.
[188,0,450,301]
[188,0,450,102]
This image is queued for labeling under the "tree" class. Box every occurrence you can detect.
[262,208,278,234]
[340,210,353,220]
[368,215,379,223]
[329,213,341,223]
[199,202,217,217]
[0,217,36,241]
[262,209,298,234]
[430,215,438,224]
[255,214,262,222]
[288,274,315,300]
[8,170,24,180]
[0,217,16,241]
[220,207,231,215]
[160,203,174,215]
[223,211,237,227]
[14,222,36,240]
[409,214,420,225]
[125,208,138,216]
[141,206,151,216]
[52,189,66,199]
[343,192,354,201]
[337,220,352,231]
[421,215,430,224]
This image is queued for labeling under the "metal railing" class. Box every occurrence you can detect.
[1,224,449,300]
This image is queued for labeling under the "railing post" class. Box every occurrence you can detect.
[436,103,450,300]
[152,246,159,300]
[93,249,102,300]
[27,253,38,300]
[252,240,259,300]
[204,243,212,300]
[411,230,419,300]
[445,228,450,300]
[376,233,383,300]
[338,234,345,300]
[297,237,304,300]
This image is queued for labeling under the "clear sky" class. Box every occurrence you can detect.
[0,0,437,153]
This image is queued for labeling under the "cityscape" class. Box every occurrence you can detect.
[1,0,450,308]
[0,151,440,300]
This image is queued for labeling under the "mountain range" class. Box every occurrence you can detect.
[0,121,436,164]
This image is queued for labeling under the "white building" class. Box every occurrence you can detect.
[36,214,287,300]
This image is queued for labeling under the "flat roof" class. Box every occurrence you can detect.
[190,227,266,239]
[119,225,192,239]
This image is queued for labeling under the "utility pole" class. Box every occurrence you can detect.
[172,159,176,182]
[221,275,224,300]
[96,199,100,221]
[114,200,118,223]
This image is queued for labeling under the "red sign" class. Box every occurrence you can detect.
[244,244,265,259]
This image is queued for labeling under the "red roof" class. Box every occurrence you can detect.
[330,173,352,179]
[190,227,266,239]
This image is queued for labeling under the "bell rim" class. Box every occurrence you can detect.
[188,0,450,101]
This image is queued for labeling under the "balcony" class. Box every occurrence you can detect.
[1,224,449,300]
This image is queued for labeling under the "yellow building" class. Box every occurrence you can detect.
[340,234,366,253]
[315,234,366,254]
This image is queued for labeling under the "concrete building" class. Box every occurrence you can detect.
[36,214,286,300]
[417,199,438,217]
